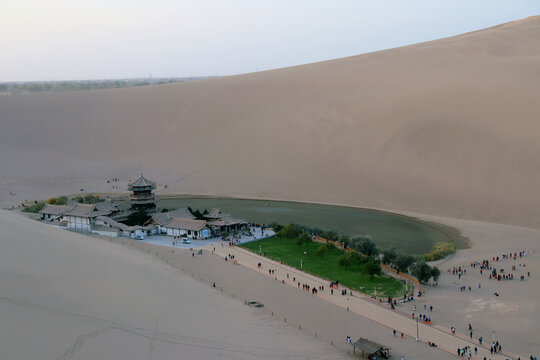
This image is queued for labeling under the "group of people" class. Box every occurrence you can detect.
[412,313,432,324]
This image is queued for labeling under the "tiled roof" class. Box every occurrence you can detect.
[208,216,246,227]
[165,218,207,231]
[63,203,96,217]
[152,208,195,225]
[205,208,230,219]
[39,204,73,215]
[95,200,118,212]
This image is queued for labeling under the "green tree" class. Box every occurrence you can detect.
[125,208,150,226]
[350,235,378,256]
[296,232,311,246]
[431,266,441,282]
[381,247,397,265]
[280,223,302,239]
[366,258,382,280]
[394,254,415,273]
[411,260,437,284]
[338,234,350,247]
[321,229,338,242]
[316,244,329,258]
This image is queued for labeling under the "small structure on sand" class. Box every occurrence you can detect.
[350,338,390,359]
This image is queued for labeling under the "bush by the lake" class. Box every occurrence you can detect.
[22,201,45,213]
[424,241,456,261]
[279,223,302,239]
[74,194,104,204]
[47,196,68,205]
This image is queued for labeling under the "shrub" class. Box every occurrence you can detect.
[316,244,329,258]
[47,196,68,205]
[296,232,311,246]
[279,223,302,239]
[269,222,283,232]
[424,242,456,261]
[22,201,45,213]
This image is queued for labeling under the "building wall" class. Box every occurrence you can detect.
[66,215,91,232]
[91,229,118,237]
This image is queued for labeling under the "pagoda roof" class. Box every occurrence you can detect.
[128,174,156,190]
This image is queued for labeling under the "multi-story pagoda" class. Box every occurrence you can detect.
[128,174,158,213]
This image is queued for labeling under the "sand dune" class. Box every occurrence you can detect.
[1,16,540,227]
[0,210,350,360]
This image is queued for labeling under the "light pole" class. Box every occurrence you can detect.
[416,316,419,342]
[259,245,262,255]
[300,259,303,270]
[374,287,377,299]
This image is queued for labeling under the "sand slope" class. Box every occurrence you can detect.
[1,16,540,227]
[0,210,350,360]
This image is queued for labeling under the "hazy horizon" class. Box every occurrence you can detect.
[1,0,539,82]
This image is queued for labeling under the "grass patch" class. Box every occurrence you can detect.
[22,201,45,213]
[241,237,407,297]
[423,241,456,262]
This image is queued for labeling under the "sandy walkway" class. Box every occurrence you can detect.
[203,243,520,359]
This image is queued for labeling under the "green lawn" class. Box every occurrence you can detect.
[241,237,408,297]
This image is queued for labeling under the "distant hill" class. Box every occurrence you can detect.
[1,16,540,228]
[0,77,215,95]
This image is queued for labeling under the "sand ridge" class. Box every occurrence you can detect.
[1,16,540,228]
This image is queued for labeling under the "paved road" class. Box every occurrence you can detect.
[205,243,520,360]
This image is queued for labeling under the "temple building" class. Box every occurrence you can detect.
[36,174,249,241]
[128,174,158,213]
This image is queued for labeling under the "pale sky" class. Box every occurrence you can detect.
[1,0,539,81]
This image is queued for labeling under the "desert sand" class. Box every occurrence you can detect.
[1,16,540,228]
[0,209,352,360]
[1,16,540,359]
